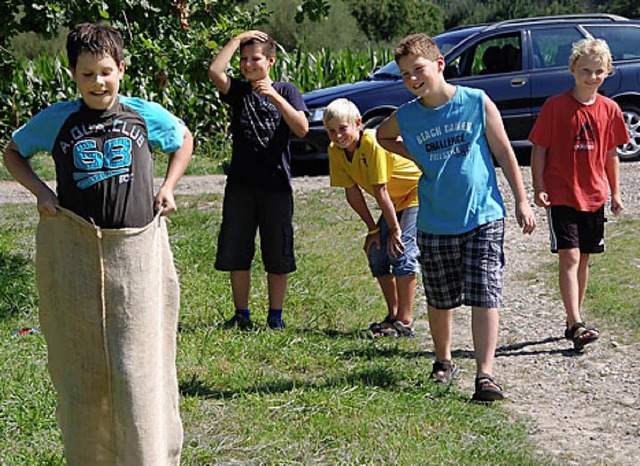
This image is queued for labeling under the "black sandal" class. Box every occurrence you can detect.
[369,315,395,337]
[390,320,416,338]
[472,376,505,402]
[430,360,459,385]
[564,322,600,350]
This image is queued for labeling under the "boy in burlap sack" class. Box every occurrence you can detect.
[3,23,192,465]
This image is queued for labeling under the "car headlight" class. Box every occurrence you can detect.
[308,107,326,123]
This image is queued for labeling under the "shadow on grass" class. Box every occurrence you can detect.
[179,365,463,401]
[0,251,37,320]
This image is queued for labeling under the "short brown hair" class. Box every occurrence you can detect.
[395,34,441,63]
[240,35,277,58]
[66,23,124,69]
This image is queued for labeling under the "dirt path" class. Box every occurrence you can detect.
[2,166,639,465]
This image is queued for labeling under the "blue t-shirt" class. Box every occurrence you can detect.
[12,96,186,228]
[221,77,307,191]
[396,86,506,234]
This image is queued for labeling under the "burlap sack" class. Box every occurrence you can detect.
[36,208,182,466]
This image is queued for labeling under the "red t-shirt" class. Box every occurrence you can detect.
[529,92,629,211]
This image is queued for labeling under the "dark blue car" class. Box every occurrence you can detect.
[292,14,640,171]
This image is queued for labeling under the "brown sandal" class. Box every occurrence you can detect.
[472,376,505,402]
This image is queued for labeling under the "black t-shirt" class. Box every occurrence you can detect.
[221,78,307,191]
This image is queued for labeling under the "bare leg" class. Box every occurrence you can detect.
[558,248,581,326]
[428,306,453,362]
[376,274,398,320]
[267,273,288,310]
[230,270,251,310]
[471,306,499,377]
[395,274,416,325]
[577,253,590,314]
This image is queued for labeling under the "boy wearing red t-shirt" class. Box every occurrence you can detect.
[529,38,629,350]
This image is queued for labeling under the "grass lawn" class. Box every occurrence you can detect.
[1,188,637,464]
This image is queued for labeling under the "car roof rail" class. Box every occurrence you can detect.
[484,14,628,31]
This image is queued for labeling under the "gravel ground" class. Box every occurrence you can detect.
[1,163,639,465]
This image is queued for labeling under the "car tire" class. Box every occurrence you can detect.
[618,104,640,161]
[363,114,391,130]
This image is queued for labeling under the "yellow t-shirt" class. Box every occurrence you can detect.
[329,129,421,211]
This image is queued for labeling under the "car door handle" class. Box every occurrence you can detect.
[510,77,528,87]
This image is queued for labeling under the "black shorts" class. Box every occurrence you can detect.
[547,205,606,254]
[215,184,296,274]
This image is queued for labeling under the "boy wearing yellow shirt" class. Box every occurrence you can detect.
[324,98,421,337]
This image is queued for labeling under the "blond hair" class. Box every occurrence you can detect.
[570,38,612,71]
[323,98,361,127]
[395,33,441,63]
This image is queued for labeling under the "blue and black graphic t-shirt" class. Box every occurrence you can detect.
[12,97,186,228]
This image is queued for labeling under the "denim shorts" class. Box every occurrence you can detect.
[215,184,296,274]
[417,219,504,310]
[368,206,419,277]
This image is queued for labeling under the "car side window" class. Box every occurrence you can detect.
[530,27,583,69]
[455,33,522,77]
[584,25,640,61]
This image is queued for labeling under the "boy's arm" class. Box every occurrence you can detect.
[376,113,417,164]
[155,127,194,215]
[484,96,536,234]
[530,144,550,208]
[372,183,404,259]
[344,185,380,255]
[208,30,269,95]
[254,82,308,138]
[3,141,59,215]
[605,149,623,215]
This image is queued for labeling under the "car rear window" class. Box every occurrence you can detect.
[584,25,640,61]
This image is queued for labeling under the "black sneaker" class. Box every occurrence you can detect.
[267,317,285,330]
[221,314,253,330]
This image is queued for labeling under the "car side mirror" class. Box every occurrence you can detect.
[444,64,460,79]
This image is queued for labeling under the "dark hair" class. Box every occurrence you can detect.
[66,23,124,69]
[240,35,276,58]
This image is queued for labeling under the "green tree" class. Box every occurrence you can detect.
[0,1,269,144]
[350,0,446,42]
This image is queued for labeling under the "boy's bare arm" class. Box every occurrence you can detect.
[372,183,404,258]
[155,127,194,215]
[208,30,269,95]
[484,96,536,234]
[344,185,381,255]
[254,81,308,137]
[3,141,59,215]
[605,149,623,215]
[530,144,550,208]
[376,113,417,164]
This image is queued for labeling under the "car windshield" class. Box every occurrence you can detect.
[370,26,482,80]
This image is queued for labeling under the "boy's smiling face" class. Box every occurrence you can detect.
[325,116,362,153]
[570,53,609,95]
[398,53,444,99]
[239,43,275,83]
[71,52,125,110]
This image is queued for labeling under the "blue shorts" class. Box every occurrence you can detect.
[215,184,296,274]
[547,205,606,254]
[368,206,419,277]
[417,219,504,310]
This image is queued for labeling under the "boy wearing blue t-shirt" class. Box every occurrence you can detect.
[4,23,192,464]
[208,30,308,331]
[377,33,536,402]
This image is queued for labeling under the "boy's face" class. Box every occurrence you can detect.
[398,54,444,99]
[570,53,609,94]
[325,116,362,152]
[240,43,275,82]
[71,52,125,110]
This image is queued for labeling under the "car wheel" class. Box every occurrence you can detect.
[618,104,640,161]
[363,114,391,130]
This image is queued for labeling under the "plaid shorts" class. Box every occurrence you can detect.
[417,219,504,310]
